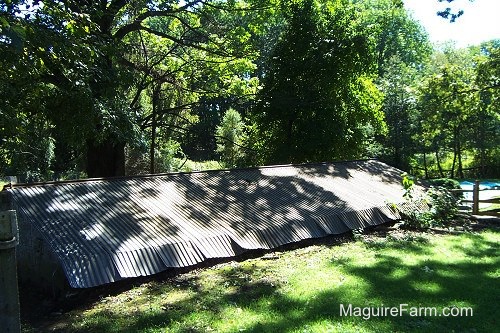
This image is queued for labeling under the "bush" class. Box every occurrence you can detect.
[399,174,460,230]
[427,178,461,190]
[401,210,433,230]
[426,186,460,224]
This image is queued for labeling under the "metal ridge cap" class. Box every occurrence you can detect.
[4,158,379,189]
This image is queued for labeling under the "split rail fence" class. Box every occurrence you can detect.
[451,180,500,216]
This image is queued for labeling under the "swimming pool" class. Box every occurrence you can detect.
[459,180,500,191]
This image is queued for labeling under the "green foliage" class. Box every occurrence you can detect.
[470,40,500,176]
[425,186,460,225]
[354,0,432,170]
[401,172,415,199]
[436,0,466,23]
[400,175,460,230]
[254,0,385,164]
[401,209,434,230]
[156,140,184,173]
[0,108,56,181]
[125,141,223,175]
[355,0,432,76]
[376,57,422,169]
[1,0,263,179]
[216,108,247,168]
[412,43,500,179]
[177,160,222,173]
[1,0,497,180]
[427,178,461,190]
[401,186,460,230]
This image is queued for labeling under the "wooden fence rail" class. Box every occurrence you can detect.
[450,180,500,215]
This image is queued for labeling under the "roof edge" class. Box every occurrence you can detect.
[3,158,381,189]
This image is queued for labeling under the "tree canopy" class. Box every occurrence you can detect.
[253,0,385,164]
[1,0,261,177]
[1,0,498,180]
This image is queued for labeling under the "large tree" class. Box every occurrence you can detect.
[254,0,385,164]
[355,0,431,77]
[1,0,259,178]
[354,0,431,169]
[470,40,500,176]
[416,45,482,178]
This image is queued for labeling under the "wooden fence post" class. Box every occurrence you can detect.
[0,210,21,333]
[472,180,480,215]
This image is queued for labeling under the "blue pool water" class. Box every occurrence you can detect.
[459,180,500,190]
[459,180,500,202]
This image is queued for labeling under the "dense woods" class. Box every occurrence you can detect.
[1,0,498,181]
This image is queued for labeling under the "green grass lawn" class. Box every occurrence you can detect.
[479,195,500,215]
[28,228,499,333]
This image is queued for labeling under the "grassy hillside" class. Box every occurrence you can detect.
[24,226,499,333]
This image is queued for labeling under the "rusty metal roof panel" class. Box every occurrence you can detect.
[9,159,420,288]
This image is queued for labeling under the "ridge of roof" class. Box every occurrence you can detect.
[3,158,378,189]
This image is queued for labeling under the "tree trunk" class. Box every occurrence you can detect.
[457,129,464,179]
[477,108,486,178]
[435,148,444,178]
[149,113,157,175]
[86,138,125,178]
[394,146,401,170]
[450,153,456,179]
[423,151,429,179]
[150,86,160,174]
[451,138,457,179]
[285,117,294,162]
[480,147,486,178]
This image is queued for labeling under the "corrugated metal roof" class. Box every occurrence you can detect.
[8,159,423,288]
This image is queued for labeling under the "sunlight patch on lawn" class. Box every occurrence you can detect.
[410,281,442,294]
[29,229,500,333]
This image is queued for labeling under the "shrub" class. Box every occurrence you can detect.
[401,210,433,230]
[427,178,461,190]
[425,186,459,225]
[399,174,460,230]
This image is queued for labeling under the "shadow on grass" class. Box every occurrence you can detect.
[326,233,500,333]
[61,231,499,333]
